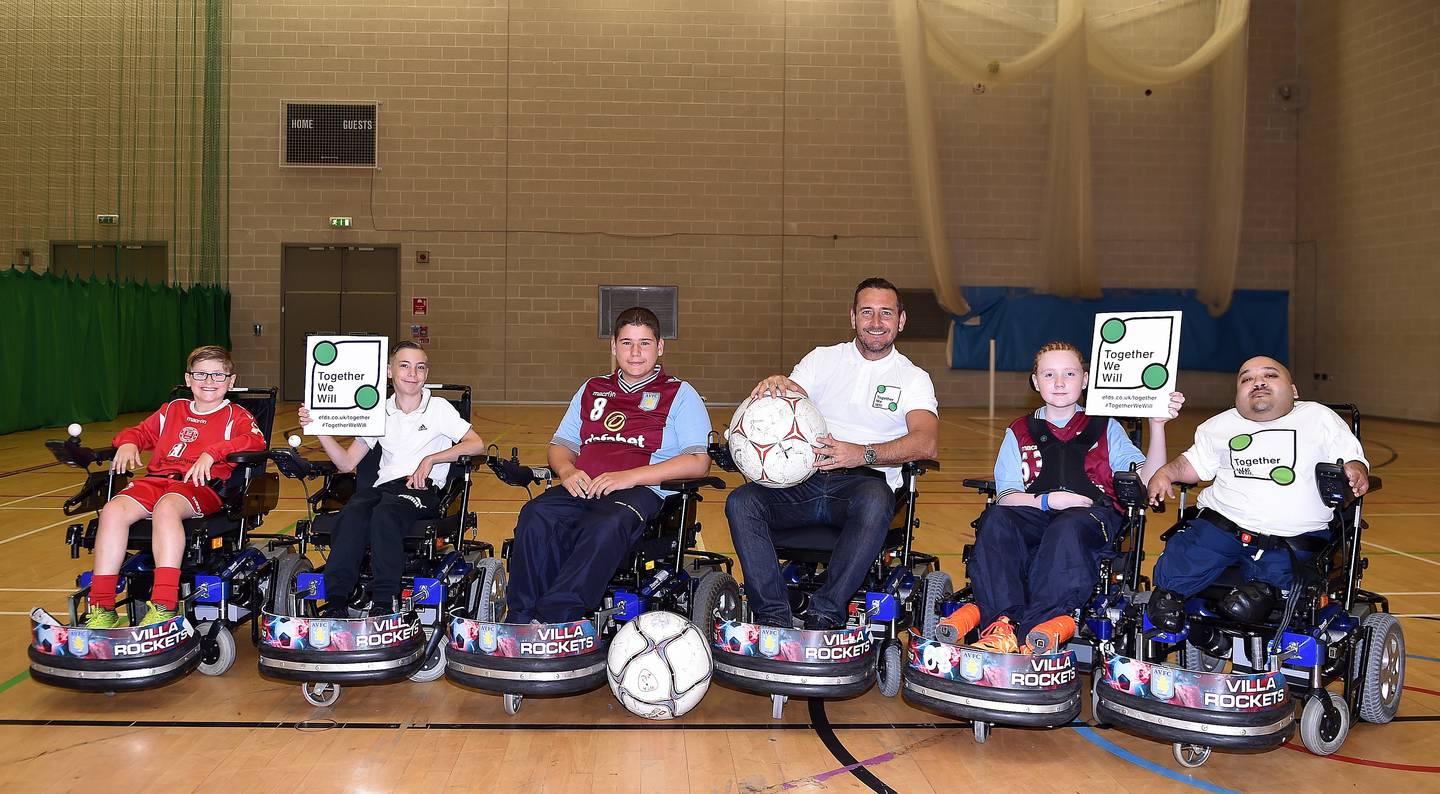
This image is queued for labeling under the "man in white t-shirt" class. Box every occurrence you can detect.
[725,278,940,630]
[1144,356,1369,627]
[299,342,487,616]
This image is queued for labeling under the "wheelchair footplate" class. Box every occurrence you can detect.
[902,633,1081,727]
[445,616,608,696]
[710,620,878,699]
[1093,652,1296,751]
[28,608,202,692]
[257,609,426,684]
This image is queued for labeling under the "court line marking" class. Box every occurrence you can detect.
[1362,540,1440,568]
[0,517,74,546]
[0,484,72,509]
[1072,726,1239,793]
[0,588,70,593]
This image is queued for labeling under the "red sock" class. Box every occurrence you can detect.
[151,567,181,611]
[90,574,119,610]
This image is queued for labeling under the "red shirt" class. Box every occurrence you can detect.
[113,399,266,481]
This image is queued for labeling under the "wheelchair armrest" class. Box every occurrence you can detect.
[226,451,270,465]
[45,441,115,469]
[903,459,940,475]
[660,476,726,493]
[267,449,336,480]
[962,479,997,496]
[1368,475,1382,494]
[706,439,739,473]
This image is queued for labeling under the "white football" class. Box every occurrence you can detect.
[726,391,828,488]
[606,610,712,720]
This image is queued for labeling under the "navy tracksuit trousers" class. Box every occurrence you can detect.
[968,504,1121,638]
[505,485,663,624]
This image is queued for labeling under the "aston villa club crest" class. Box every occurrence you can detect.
[640,392,661,411]
[68,630,90,657]
[479,624,499,653]
[310,620,333,649]
[960,648,985,682]
[759,627,782,658]
[1151,664,1176,701]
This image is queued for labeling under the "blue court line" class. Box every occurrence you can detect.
[1072,727,1240,794]
[1409,653,1440,664]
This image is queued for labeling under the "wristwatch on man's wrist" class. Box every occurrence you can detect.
[863,444,877,466]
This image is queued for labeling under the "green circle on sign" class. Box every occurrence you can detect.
[1229,434,1252,451]
[1141,363,1169,390]
[1101,318,1126,344]
[877,385,888,394]
[313,341,338,366]
[355,384,380,410]
[1270,466,1296,486]
[887,401,898,412]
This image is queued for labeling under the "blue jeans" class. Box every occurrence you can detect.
[725,472,897,626]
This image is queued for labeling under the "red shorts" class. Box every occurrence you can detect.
[117,476,223,517]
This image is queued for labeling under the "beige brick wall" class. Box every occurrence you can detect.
[1295,1,1440,422]
[6,1,1324,413]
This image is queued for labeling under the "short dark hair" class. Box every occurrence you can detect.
[613,306,662,339]
[390,340,426,359]
[853,277,904,313]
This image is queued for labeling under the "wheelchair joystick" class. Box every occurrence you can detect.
[67,423,83,440]
[287,434,303,450]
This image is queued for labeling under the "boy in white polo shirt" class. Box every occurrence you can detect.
[298,342,486,616]
[1144,356,1369,628]
[726,278,940,630]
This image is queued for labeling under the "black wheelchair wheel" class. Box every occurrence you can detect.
[691,570,741,627]
[270,553,315,616]
[1356,612,1405,724]
[471,557,507,622]
[919,571,953,637]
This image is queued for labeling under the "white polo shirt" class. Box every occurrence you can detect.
[1182,401,1368,537]
[790,340,939,490]
[360,388,472,488]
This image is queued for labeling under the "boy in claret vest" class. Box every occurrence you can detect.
[84,346,266,628]
[504,307,712,624]
[939,341,1183,653]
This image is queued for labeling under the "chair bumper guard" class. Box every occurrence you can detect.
[1093,652,1296,751]
[28,608,201,692]
[901,633,1082,727]
[444,615,608,696]
[257,610,425,684]
[711,620,878,699]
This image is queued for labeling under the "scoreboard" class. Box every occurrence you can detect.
[282,102,378,167]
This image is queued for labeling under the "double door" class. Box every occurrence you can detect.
[281,245,399,402]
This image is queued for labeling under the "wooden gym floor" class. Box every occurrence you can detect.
[0,404,1435,793]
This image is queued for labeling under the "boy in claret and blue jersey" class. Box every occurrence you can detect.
[505,307,712,624]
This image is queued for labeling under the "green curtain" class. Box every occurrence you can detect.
[0,268,231,434]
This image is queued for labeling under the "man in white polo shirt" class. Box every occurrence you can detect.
[726,278,939,630]
[1144,355,1369,627]
[298,342,487,615]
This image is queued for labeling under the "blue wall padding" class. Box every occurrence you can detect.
[948,287,1288,373]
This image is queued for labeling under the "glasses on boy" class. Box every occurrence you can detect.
[187,371,235,382]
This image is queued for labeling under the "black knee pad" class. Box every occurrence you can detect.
[1219,581,1279,623]
[1145,588,1186,633]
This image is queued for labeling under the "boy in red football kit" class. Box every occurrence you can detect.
[84,346,266,628]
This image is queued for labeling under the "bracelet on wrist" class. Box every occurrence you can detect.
[1040,492,1050,511]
